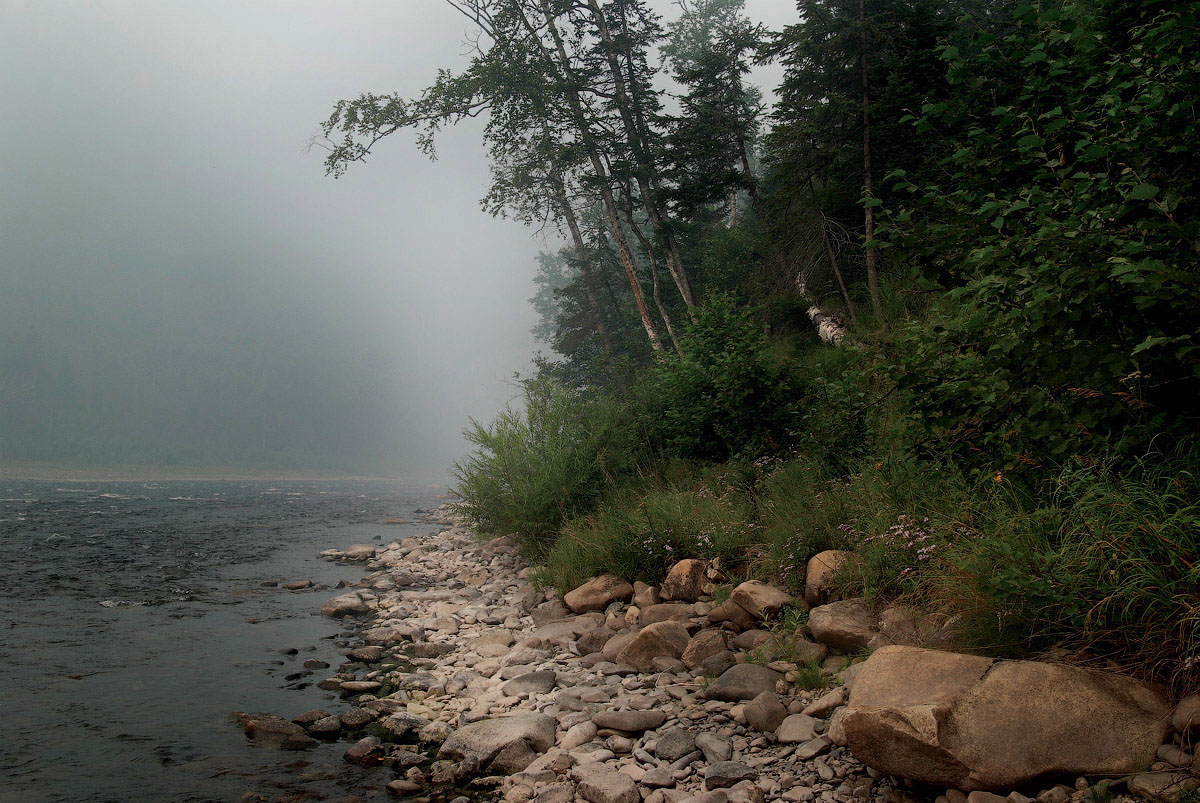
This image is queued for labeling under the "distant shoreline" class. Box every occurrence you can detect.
[0,462,450,484]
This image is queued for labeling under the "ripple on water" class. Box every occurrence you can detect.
[0,477,445,802]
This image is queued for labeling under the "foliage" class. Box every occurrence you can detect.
[451,376,631,554]
[639,295,803,462]
[886,0,1200,469]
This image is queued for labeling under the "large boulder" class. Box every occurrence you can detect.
[804,550,854,606]
[437,714,557,770]
[615,620,690,672]
[564,575,634,614]
[841,646,1172,790]
[661,559,709,602]
[703,663,783,702]
[807,598,878,652]
[730,581,793,621]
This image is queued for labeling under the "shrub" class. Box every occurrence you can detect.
[639,295,803,462]
[452,376,630,555]
[540,471,755,590]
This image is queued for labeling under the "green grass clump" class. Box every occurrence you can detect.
[451,375,632,556]
[539,472,755,590]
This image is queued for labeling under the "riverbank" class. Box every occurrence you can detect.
[240,513,1199,803]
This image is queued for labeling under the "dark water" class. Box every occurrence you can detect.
[0,478,445,803]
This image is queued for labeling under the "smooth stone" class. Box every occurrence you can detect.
[703,664,783,702]
[704,761,758,790]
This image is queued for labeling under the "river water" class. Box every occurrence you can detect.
[0,478,446,802]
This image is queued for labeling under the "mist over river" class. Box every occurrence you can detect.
[0,479,445,802]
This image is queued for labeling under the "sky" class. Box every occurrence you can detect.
[0,0,797,477]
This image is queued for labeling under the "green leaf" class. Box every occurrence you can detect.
[1126,183,1159,200]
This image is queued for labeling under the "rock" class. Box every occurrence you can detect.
[807,599,877,652]
[785,638,829,666]
[966,794,1008,803]
[708,599,756,630]
[1172,694,1200,733]
[699,650,737,678]
[804,550,854,606]
[776,714,819,743]
[241,714,306,744]
[534,784,577,803]
[743,691,787,733]
[281,732,319,750]
[633,581,661,609]
[503,671,558,696]
[283,579,313,590]
[642,768,676,788]
[386,779,423,796]
[1035,786,1072,803]
[307,715,342,734]
[793,736,831,760]
[655,728,697,762]
[703,664,783,702]
[340,680,382,694]
[642,603,694,626]
[560,721,599,750]
[565,575,634,614]
[704,762,758,790]
[730,581,793,621]
[682,630,729,670]
[841,645,1173,789]
[492,739,539,773]
[602,632,638,661]
[802,687,847,718]
[661,560,709,602]
[1158,744,1193,766]
[437,714,557,767]
[696,732,733,763]
[344,736,385,766]
[826,706,848,746]
[578,627,616,655]
[291,709,332,726]
[347,645,384,662]
[340,707,377,728]
[302,658,329,669]
[572,764,640,803]
[616,621,690,672]
[593,710,666,732]
[321,591,370,618]
[1127,772,1200,803]
[342,543,376,561]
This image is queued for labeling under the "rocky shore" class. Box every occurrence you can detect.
[235,514,1200,803]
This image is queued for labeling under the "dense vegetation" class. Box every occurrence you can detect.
[322,0,1200,688]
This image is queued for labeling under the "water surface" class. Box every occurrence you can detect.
[0,478,444,802]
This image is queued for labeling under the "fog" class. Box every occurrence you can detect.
[0,0,794,477]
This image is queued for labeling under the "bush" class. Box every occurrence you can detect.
[926,453,1200,687]
[639,295,803,462]
[452,376,631,555]
[540,469,755,590]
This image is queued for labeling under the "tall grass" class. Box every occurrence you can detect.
[452,376,632,555]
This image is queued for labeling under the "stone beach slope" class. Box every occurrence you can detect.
[237,516,1200,803]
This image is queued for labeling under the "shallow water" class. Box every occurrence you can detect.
[0,478,445,802]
